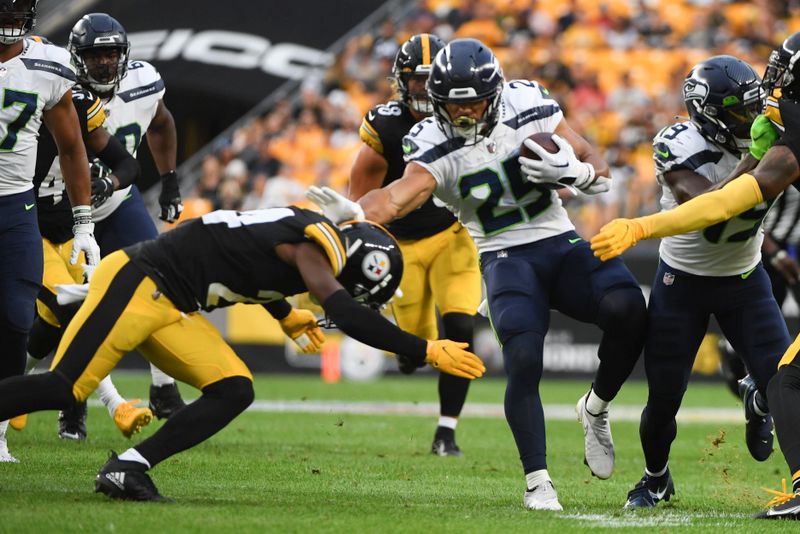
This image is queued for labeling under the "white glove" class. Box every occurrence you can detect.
[519,134,596,191]
[55,283,89,305]
[70,205,101,266]
[306,186,365,223]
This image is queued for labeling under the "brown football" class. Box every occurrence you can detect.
[519,131,559,160]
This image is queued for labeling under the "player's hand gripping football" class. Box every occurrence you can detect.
[519,134,595,190]
[590,218,646,261]
[306,186,365,224]
[159,171,184,223]
[425,340,486,379]
[278,308,326,353]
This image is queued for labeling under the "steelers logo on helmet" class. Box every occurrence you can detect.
[336,221,403,309]
[362,250,390,282]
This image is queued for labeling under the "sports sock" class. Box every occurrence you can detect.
[753,390,769,416]
[586,386,610,415]
[767,365,800,485]
[438,313,473,417]
[645,463,668,478]
[438,416,458,430]
[95,376,125,418]
[525,469,551,490]
[118,447,151,468]
[149,364,175,387]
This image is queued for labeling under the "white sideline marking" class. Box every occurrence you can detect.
[87,400,742,422]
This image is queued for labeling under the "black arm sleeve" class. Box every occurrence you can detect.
[262,299,292,320]
[322,290,427,363]
[97,136,141,189]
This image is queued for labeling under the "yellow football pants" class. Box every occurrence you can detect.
[51,250,252,402]
[391,222,481,340]
[37,237,84,327]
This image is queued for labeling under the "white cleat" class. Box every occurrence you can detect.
[576,392,614,479]
[524,481,563,511]
[0,436,19,463]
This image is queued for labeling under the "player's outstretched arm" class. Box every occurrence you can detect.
[349,144,388,200]
[147,99,183,222]
[44,90,100,266]
[358,162,437,224]
[284,241,485,379]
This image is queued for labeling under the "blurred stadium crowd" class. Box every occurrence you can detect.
[181,0,800,236]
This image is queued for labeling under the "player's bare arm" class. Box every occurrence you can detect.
[554,118,610,179]
[146,99,177,173]
[44,90,91,207]
[663,168,713,204]
[751,144,800,200]
[359,162,437,224]
[348,144,388,200]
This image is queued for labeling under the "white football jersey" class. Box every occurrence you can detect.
[92,60,165,221]
[403,80,574,253]
[0,39,75,196]
[654,121,768,276]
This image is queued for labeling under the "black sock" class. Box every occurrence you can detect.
[768,365,800,483]
[135,376,254,468]
[438,313,474,417]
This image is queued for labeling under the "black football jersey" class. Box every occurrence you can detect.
[125,207,346,313]
[34,86,106,244]
[359,101,455,240]
[776,97,800,170]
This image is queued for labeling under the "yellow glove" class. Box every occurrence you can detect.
[278,308,325,353]
[590,218,646,261]
[425,340,486,379]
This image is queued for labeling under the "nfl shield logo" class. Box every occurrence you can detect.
[663,272,675,286]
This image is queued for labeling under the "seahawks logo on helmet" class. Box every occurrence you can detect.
[683,79,709,103]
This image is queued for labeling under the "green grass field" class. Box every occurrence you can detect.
[1,372,797,533]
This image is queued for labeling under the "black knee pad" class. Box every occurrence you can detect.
[597,286,647,334]
[441,312,474,346]
[202,376,255,411]
[28,317,63,360]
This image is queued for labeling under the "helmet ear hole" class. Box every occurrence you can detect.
[336,221,403,309]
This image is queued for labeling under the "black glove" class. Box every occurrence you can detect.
[397,353,424,375]
[159,170,183,223]
[90,160,115,208]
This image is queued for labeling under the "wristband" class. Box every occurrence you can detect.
[72,205,92,225]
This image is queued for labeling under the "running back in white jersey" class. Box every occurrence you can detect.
[92,60,165,221]
[654,121,770,276]
[402,80,574,253]
[0,38,75,196]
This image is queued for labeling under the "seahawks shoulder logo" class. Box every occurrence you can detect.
[402,138,419,155]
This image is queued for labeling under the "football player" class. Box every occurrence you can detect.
[307,38,647,510]
[621,56,791,510]
[0,0,99,462]
[0,207,485,501]
[21,44,152,440]
[22,13,186,438]
[590,32,800,519]
[350,34,481,456]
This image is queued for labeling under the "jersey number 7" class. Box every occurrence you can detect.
[0,89,37,151]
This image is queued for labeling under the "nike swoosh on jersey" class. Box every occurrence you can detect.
[568,237,581,244]
[741,267,757,279]
[367,111,375,121]
[24,203,34,210]
[655,147,670,158]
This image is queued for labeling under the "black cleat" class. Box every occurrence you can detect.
[95,451,171,502]
[756,480,800,519]
[624,470,675,509]
[149,383,186,420]
[431,426,463,457]
[58,401,87,441]
[739,375,774,461]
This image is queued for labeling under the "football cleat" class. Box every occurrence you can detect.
[58,401,87,441]
[149,383,186,420]
[756,479,800,520]
[95,451,171,502]
[524,481,563,511]
[0,429,18,463]
[576,391,615,479]
[739,375,773,461]
[431,427,463,457]
[114,400,153,438]
[9,414,27,431]
[624,470,675,509]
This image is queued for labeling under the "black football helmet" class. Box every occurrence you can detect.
[68,13,130,96]
[683,55,764,154]
[0,0,36,45]
[336,221,402,310]
[764,32,800,101]
[427,38,504,145]
[392,33,445,115]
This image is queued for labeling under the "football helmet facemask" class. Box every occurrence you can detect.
[683,55,764,154]
[336,220,402,310]
[392,33,445,115]
[764,32,800,101]
[427,38,504,145]
[0,0,36,45]
[68,13,130,97]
